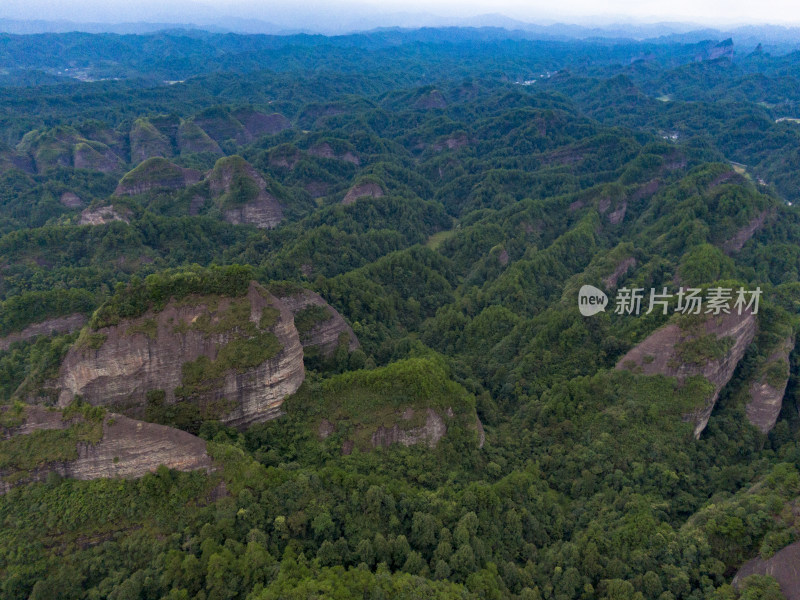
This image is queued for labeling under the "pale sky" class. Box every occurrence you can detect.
[2,0,800,31]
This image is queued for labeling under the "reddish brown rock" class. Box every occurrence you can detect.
[722,209,773,254]
[616,308,757,438]
[0,406,211,494]
[733,541,800,600]
[371,409,447,449]
[746,336,794,434]
[56,282,305,429]
[343,182,384,205]
[60,191,84,208]
[0,314,88,352]
[275,289,359,357]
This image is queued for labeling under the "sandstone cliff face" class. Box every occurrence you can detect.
[0,406,211,494]
[746,336,794,434]
[208,156,284,229]
[343,182,384,205]
[56,282,305,429]
[130,118,172,164]
[275,289,360,358]
[371,408,447,449]
[0,313,87,351]
[114,158,202,196]
[617,308,757,438]
[722,209,773,255]
[733,541,800,600]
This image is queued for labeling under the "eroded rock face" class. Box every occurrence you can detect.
[616,308,757,438]
[343,182,383,205]
[0,314,88,351]
[208,156,283,229]
[746,336,794,434]
[114,158,202,196]
[722,209,773,254]
[371,409,447,449]
[733,541,800,600]
[60,192,84,208]
[0,406,211,494]
[603,257,636,288]
[56,282,305,428]
[79,205,129,225]
[275,289,360,358]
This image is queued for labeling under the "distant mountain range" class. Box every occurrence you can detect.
[2,15,800,52]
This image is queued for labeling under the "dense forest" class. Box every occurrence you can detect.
[1,26,800,600]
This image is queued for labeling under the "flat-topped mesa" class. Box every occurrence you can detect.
[616,308,757,438]
[114,157,202,196]
[207,155,284,229]
[56,281,305,429]
[0,405,211,495]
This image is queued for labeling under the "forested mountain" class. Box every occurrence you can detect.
[1,27,800,600]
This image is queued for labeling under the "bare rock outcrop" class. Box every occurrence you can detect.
[178,120,223,155]
[114,158,202,196]
[59,191,84,208]
[603,257,636,288]
[207,156,283,229]
[617,308,757,438]
[0,314,88,351]
[343,181,384,205]
[722,209,773,254]
[308,142,360,165]
[56,282,305,429]
[746,336,794,434]
[79,205,130,225]
[232,109,291,138]
[0,406,211,494]
[733,541,800,600]
[371,409,448,449]
[275,289,360,358]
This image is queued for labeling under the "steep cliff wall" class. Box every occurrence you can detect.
[0,314,87,351]
[0,405,211,494]
[275,289,360,358]
[617,308,757,438]
[746,336,794,434]
[56,282,304,428]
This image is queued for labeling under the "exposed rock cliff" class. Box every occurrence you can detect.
[208,155,284,228]
[0,314,87,351]
[56,282,305,428]
[733,541,800,600]
[178,120,223,155]
[130,118,173,163]
[275,289,360,358]
[746,336,794,434]
[617,308,757,438]
[79,205,130,225]
[114,157,202,196]
[343,181,384,205]
[0,405,211,494]
[370,408,447,449]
